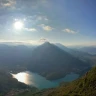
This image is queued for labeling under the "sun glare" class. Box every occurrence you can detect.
[14,21,24,30]
[12,73,27,83]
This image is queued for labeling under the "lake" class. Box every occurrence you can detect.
[12,71,79,89]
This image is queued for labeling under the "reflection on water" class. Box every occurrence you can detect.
[12,72,30,85]
[12,71,79,89]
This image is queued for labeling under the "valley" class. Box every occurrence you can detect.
[0,42,95,96]
[0,0,96,95]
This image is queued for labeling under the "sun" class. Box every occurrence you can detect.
[14,21,24,30]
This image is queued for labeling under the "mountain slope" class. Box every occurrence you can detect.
[28,42,90,80]
[0,44,36,72]
[47,66,96,96]
[0,71,29,95]
[79,47,96,55]
[55,43,91,58]
[16,66,96,96]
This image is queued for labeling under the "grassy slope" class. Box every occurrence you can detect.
[48,67,96,96]
[16,67,96,96]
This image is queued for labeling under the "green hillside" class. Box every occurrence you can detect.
[48,66,96,96]
[16,66,96,96]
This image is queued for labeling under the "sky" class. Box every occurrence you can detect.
[0,0,96,46]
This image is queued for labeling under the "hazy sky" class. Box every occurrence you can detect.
[0,0,96,46]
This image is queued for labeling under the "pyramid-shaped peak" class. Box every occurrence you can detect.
[43,41,51,45]
[41,41,52,47]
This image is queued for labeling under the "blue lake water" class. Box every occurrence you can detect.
[12,71,79,89]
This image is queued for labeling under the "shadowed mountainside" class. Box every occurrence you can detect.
[0,70,29,96]
[28,42,91,80]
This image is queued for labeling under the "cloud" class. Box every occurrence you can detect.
[40,24,53,31]
[37,16,48,21]
[24,28,37,32]
[0,0,16,8]
[0,0,48,9]
[14,0,48,10]
[0,39,39,45]
[39,38,48,42]
[63,28,78,34]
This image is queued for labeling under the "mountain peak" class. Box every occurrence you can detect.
[40,41,53,48]
[43,41,51,45]
[29,41,90,80]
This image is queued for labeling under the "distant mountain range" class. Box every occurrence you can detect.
[0,44,36,71]
[55,43,91,58]
[0,42,92,80]
[78,47,96,55]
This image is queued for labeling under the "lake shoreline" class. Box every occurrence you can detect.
[12,71,79,89]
